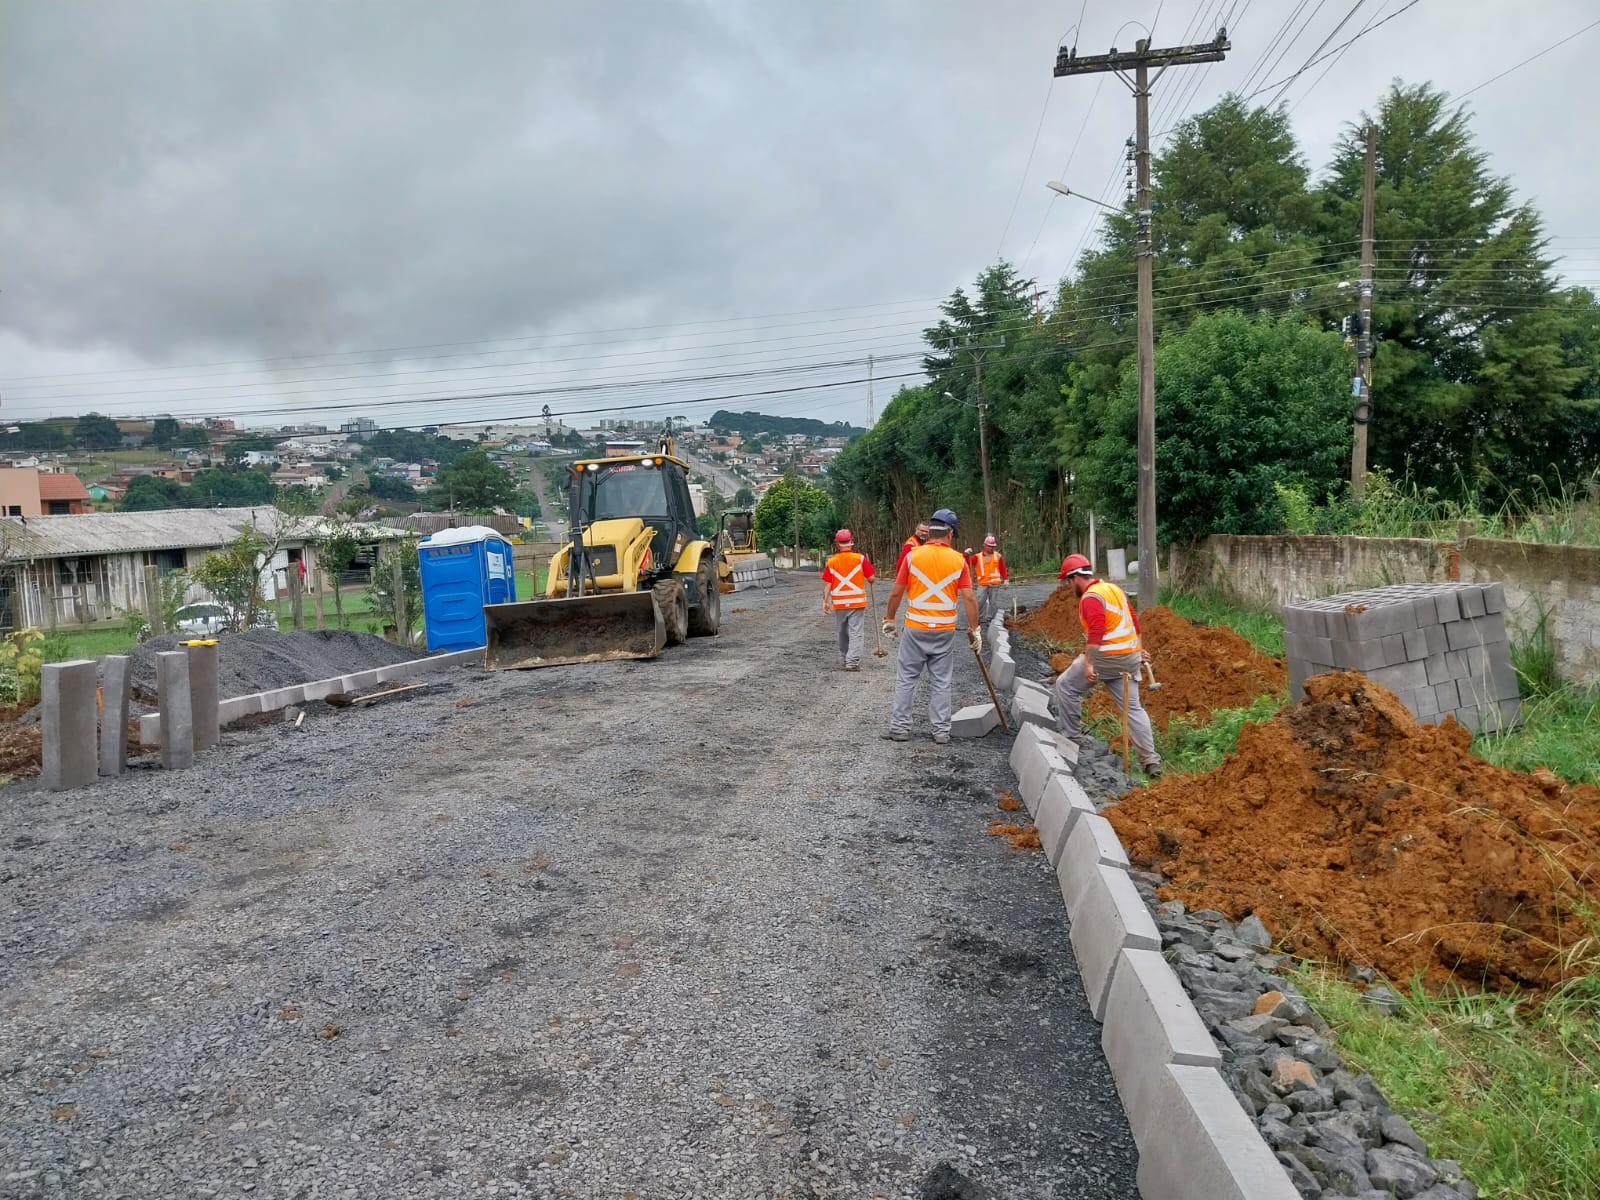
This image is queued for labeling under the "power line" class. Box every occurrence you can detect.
[1244,0,1423,100]
[1265,0,1367,109]
[996,78,1057,259]
[1457,16,1600,100]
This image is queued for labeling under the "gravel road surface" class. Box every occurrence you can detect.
[1,576,1138,1199]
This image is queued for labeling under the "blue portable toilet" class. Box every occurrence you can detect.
[418,526,518,652]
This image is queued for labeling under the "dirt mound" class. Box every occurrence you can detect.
[1014,593,1285,729]
[0,717,148,780]
[125,629,423,703]
[1107,671,1600,991]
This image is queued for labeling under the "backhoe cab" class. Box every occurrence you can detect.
[483,434,722,669]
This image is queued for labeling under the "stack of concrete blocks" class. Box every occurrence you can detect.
[728,553,777,590]
[1283,582,1520,731]
[137,647,485,746]
[1005,712,1298,1197]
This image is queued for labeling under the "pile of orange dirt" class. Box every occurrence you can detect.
[987,822,1042,851]
[0,708,146,781]
[1107,671,1600,991]
[1012,591,1286,729]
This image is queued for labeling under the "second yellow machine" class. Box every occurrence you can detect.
[483,434,723,669]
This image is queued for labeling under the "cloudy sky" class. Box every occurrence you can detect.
[2,0,1596,433]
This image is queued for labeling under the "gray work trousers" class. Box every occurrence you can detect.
[1053,653,1161,768]
[888,627,956,735]
[834,608,865,667]
[976,584,1001,628]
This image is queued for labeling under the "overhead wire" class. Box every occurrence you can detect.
[1456,16,1600,101]
[1265,0,1368,108]
[1244,0,1423,100]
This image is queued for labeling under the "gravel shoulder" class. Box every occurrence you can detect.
[1,576,1137,1199]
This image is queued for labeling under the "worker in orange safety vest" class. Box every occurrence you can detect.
[896,522,930,572]
[971,534,1010,628]
[880,508,980,744]
[821,528,875,671]
[1054,553,1161,778]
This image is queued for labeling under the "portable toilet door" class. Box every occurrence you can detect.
[418,526,519,652]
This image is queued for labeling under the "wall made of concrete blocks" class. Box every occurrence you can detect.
[1285,582,1520,731]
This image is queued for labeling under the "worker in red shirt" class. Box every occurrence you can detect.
[972,535,1009,627]
[896,522,930,572]
[1054,553,1161,779]
[821,529,875,671]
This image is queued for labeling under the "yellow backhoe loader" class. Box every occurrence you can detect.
[483,434,722,669]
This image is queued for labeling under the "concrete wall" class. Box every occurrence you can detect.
[1172,533,1600,684]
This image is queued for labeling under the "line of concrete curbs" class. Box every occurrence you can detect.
[38,646,484,790]
[993,612,1299,1199]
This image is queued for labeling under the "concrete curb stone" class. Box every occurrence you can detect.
[98,655,132,778]
[1067,863,1160,1020]
[1101,947,1222,1149]
[1015,738,1073,815]
[1134,1064,1301,1200]
[42,660,98,791]
[1035,773,1096,868]
[950,703,999,738]
[1058,812,1131,911]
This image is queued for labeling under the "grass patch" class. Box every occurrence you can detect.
[1298,966,1600,1199]
[1474,688,1600,788]
[41,627,138,661]
[1162,587,1285,658]
[1156,693,1286,775]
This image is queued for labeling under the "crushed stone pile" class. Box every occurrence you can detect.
[1013,594,1286,729]
[125,629,424,703]
[1108,671,1600,991]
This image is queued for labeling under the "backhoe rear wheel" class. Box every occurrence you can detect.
[686,559,721,637]
[653,579,689,645]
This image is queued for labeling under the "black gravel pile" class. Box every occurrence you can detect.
[124,629,424,701]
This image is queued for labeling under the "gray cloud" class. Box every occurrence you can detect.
[1,0,1595,426]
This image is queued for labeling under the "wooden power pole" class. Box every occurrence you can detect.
[1351,125,1377,498]
[1054,29,1229,609]
[951,337,1005,540]
[790,449,802,569]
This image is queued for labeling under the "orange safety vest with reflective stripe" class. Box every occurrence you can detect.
[823,551,870,610]
[1082,579,1140,656]
[904,544,969,632]
[975,551,1006,586]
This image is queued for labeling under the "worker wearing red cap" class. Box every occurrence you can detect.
[973,534,1010,628]
[881,509,980,744]
[1055,553,1161,778]
[822,529,875,671]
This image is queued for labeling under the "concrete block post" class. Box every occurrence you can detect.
[157,651,195,771]
[185,640,220,752]
[1134,1064,1301,1200]
[98,655,133,776]
[41,660,98,791]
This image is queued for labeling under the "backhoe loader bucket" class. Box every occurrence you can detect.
[483,592,666,670]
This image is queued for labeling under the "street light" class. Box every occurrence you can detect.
[1045,181,1120,211]
[1045,176,1157,608]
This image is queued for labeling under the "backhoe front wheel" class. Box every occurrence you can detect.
[653,579,689,645]
[686,559,721,637]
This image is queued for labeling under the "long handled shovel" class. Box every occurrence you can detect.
[974,638,1010,733]
[868,579,888,657]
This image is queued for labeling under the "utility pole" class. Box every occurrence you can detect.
[867,354,875,427]
[1351,125,1376,498]
[950,337,1005,539]
[1054,29,1229,610]
[790,448,802,569]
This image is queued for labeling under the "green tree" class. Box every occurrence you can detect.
[733,486,756,508]
[119,475,186,511]
[150,417,182,449]
[427,449,516,511]
[192,528,274,631]
[754,474,835,555]
[73,412,124,450]
[363,473,421,502]
[316,517,363,627]
[366,540,422,647]
[1078,313,1353,543]
[1317,83,1566,491]
[188,467,274,508]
